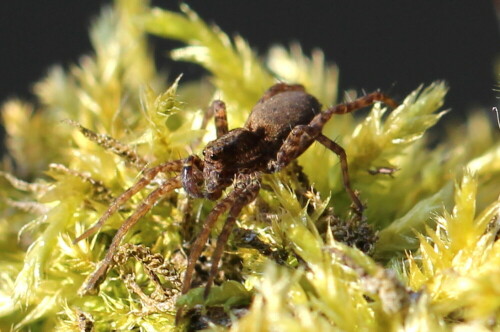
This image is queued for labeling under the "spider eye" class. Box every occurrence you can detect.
[203,150,219,160]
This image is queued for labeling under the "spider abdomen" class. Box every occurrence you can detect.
[244,90,322,144]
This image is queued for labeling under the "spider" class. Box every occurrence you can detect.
[74,83,397,299]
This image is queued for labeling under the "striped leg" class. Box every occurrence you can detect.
[181,192,237,295]
[268,92,397,172]
[73,160,183,244]
[309,91,397,130]
[211,100,229,138]
[316,134,364,214]
[257,83,305,104]
[203,175,260,297]
[181,174,260,295]
[78,176,182,296]
[181,155,204,198]
[270,124,316,171]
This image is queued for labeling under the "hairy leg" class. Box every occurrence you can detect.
[181,175,260,295]
[310,91,397,130]
[257,83,305,104]
[194,100,229,148]
[270,124,316,171]
[316,134,364,214]
[73,160,183,244]
[181,193,235,295]
[211,100,229,138]
[181,155,204,198]
[268,92,397,172]
[78,176,182,296]
[204,176,260,297]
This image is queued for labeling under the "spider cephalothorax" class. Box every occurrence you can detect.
[75,83,397,301]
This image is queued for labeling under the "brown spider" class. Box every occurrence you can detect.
[74,83,397,299]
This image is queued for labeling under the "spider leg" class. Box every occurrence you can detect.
[316,134,364,214]
[181,155,204,198]
[78,176,182,296]
[210,100,229,138]
[309,91,398,130]
[269,124,317,171]
[181,175,259,295]
[204,175,260,297]
[257,83,305,103]
[197,100,229,148]
[268,92,398,170]
[268,92,396,212]
[73,160,183,244]
[180,195,233,294]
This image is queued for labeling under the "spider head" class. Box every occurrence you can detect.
[201,128,264,199]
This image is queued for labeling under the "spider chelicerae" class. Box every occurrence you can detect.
[74,82,397,299]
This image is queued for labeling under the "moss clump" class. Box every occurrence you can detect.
[1,1,499,331]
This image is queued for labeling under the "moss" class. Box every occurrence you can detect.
[1,0,499,331]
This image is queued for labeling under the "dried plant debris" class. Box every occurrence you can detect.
[318,207,378,255]
[62,119,148,169]
[113,244,182,314]
[1,0,499,331]
[76,309,94,332]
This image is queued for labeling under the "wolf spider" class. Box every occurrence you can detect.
[74,83,397,299]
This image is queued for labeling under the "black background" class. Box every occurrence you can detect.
[1,1,499,154]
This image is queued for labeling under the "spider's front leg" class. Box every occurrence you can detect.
[181,155,205,198]
[181,173,261,296]
[74,160,183,243]
[200,99,230,137]
[76,160,183,296]
[203,174,261,297]
[211,100,229,138]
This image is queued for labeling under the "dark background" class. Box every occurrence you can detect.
[1,1,499,153]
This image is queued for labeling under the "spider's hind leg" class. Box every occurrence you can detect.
[316,134,364,215]
[309,91,398,130]
[258,83,305,103]
[269,91,397,209]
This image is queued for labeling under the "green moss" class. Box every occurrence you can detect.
[1,0,499,331]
